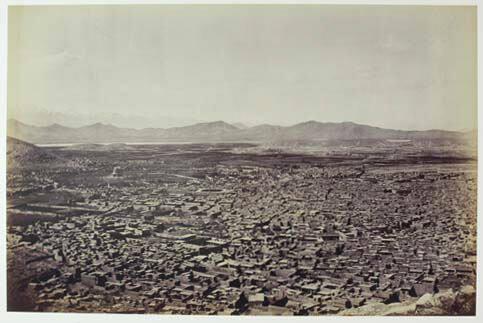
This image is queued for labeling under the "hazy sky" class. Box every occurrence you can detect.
[8,5,477,130]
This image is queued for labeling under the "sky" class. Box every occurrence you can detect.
[8,5,477,131]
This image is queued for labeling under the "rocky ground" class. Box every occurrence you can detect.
[341,286,476,316]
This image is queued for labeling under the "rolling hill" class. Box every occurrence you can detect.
[7,136,58,167]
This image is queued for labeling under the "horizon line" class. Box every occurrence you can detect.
[6,117,473,134]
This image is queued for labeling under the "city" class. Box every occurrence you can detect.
[6,138,477,315]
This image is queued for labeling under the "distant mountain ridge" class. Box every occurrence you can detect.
[8,109,203,129]
[7,118,469,144]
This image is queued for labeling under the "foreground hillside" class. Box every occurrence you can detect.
[7,136,58,168]
[341,286,475,316]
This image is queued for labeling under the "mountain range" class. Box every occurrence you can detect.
[7,118,472,145]
[8,109,203,129]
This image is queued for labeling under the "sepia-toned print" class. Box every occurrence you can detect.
[6,4,477,316]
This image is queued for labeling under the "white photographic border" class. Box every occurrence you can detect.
[0,1,480,322]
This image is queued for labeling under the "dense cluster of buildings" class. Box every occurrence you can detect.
[7,148,477,315]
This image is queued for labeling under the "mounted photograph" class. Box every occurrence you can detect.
[5,3,477,317]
